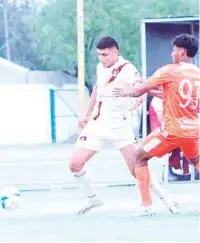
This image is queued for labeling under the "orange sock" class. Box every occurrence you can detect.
[135,166,152,207]
[195,162,200,172]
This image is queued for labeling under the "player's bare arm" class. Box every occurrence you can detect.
[148,89,163,99]
[85,85,97,117]
[78,85,97,129]
[112,80,159,98]
[111,72,143,97]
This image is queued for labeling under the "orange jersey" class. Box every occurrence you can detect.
[148,62,200,138]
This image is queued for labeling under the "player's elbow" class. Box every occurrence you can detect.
[132,83,145,97]
[131,89,143,97]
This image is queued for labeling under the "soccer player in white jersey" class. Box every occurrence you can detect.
[69,36,179,215]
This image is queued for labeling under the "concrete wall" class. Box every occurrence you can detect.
[0,83,91,145]
[0,84,52,145]
[0,57,28,84]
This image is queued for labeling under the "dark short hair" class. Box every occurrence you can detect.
[96,36,119,50]
[172,33,199,58]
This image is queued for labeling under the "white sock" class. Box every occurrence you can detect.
[74,170,97,199]
[150,174,172,207]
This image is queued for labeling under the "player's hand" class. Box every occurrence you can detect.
[112,84,133,97]
[78,115,89,129]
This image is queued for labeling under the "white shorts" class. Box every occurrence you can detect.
[75,119,136,151]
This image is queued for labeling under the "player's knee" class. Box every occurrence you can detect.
[69,158,83,173]
[135,148,143,162]
[135,147,149,167]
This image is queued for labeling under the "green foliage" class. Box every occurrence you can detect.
[0,0,198,84]
[31,0,77,71]
[0,0,41,69]
[31,0,198,85]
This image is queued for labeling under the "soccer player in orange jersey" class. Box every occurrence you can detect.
[113,33,200,215]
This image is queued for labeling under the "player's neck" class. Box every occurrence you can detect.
[180,57,193,63]
[108,56,120,68]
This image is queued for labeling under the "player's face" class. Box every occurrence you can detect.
[97,47,119,68]
[171,46,186,63]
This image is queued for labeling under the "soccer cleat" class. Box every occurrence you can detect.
[140,205,156,216]
[169,201,179,214]
[77,195,103,215]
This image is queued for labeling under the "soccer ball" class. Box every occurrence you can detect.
[0,186,20,211]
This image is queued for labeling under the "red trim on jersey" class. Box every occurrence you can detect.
[107,63,129,84]
[93,62,129,120]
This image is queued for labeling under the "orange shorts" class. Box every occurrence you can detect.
[142,128,199,159]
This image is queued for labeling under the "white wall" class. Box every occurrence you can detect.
[0,83,90,145]
[0,84,52,145]
[0,83,140,145]
[0,58,28,84]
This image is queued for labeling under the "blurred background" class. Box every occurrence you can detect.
[0,1,199,242]
[0,0,199,186]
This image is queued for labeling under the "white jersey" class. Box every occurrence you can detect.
[76,56,139,149]
[91,56,139,128]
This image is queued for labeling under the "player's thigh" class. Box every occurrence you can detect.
[180,137,199,164]
[142,129,178,159]
[69,147,97,172]
[70,130,106,172]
